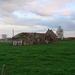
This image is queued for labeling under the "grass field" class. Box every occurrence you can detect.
[0,39,75,75]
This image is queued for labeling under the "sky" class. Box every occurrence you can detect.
[0,0,75,38]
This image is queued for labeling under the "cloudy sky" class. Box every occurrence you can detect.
[0,0,75,38]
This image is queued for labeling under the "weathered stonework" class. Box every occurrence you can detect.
[12,29,57,46]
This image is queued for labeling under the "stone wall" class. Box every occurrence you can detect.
[12,32,57,46]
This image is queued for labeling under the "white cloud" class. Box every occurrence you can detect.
[64,31,75,37]
[0,0,75,37]
[57,11,71,16]
[0,0,36,16]
[72,20,75,24]
[32,9,52,16]
[26,0,74,16]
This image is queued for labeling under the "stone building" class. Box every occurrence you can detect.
[12,29,57,46]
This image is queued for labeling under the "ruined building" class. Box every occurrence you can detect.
[12,29,57,46]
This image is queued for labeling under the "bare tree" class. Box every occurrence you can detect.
[1,34,7,40]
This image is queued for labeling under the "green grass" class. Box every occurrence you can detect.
[0,40,75,75]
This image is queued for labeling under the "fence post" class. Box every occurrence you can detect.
[1,65,6,75]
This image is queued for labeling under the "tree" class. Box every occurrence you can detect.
[1,34,7,40]
[56,26,64,40]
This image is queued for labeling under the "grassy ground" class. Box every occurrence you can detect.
[0,40,75,75]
